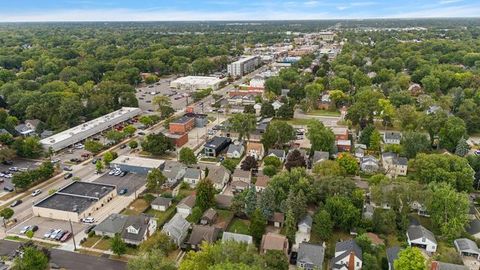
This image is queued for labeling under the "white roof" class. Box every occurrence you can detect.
[171,76,223,85]
[111,155,165,169]
[231,55,259,64]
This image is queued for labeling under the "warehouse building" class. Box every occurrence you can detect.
[32,181,116,222]
[169,116,195,134]
[170,76,225,91]
[40,107,142,152]
[110,155,165,175]
[227,56,260,78]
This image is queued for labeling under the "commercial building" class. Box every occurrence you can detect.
[164,132,188,147]
[40,107,142,152]
[318,31,335,41]
[170,76,225,91]
[227,56,260,78]
[110,155,165,175]
[204,136,231,157]
[169,116,195,134]
[32,181,116,222]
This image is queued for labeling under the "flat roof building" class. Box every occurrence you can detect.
[170,76,225,91]
[40,107,141,152]
[227,56,260,78]
[110,155,165,175]
[33,181,116,222]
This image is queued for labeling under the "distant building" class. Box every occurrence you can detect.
[226,143,245,159]
[186,225,220,251]
[360,156,380,173]
[227,56,260,78]
[204,136,231,157]
[110,155,164,175]
[183,168,203,188]
[222,232,253,244]
[162,213,190,246]
[177,195,196,218]
[430,261,468,270]
[151,197,173,212]
[94,213,156,246]
[260,233,289,256]
[169,116,195,134]
[384,132,402,145]
[454,238,480,260]
[170,76,225,91]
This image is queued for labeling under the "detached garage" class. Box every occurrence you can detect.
[454,238,480,260]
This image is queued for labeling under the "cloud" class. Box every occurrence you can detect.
[390,4,480,18]
[439,0,462,4]
[304,1,320,7]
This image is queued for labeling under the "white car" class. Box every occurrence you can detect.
[20,225,31,234]
[4,174,12,178]
[44,229,54,238]
[81,217,95,223]
[114,170,122,176]
[31,189,42,197]
[74,143,84,149]
[50,229,62,239]
[108,170,116,175]
[9,167,18,172]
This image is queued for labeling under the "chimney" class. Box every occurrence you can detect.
[348,252,355,270]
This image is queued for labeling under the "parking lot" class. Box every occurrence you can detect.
[0,159,41,195]
[94,172,146,196]
[136,76,194,112]
[8,216,85,241]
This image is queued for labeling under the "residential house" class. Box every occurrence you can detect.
[382,152,408,177]
[295,215,313,249]
[332,127,349,140]
[246,142,264,160]
[25,119,41,132]
[336,140,352,152]
[297,242,325,270]
[232,168,251,183]
[411,201,430,217]
[267,149,286,162]
[384,132,402,145]
[467,219,480,239]
[151,197,173,212]
[186,225,221,251]
[318,93,331,110]
[207,165,231,190]
[386,246,401,270]
[407,225,437,253]
[272,100,283,110]
[354,144,367,159]
[226,143,245,159]
[215,194,233,209]
[255,175,270,192]
[121,214,157,246]
[177,195,196,218]
[162,213,190,246]
[454,238,480,260]
[183,168,203,188]
[14,124,35,136]
[312,151,329,164]
[94,213,129,238]
[162,161,187,187]
[430,262,468,270]
[222,232,253,244]
[360,156,380,173]
[270,212,285,228]
[200,208,217,225]
[331,240,363,270]
[204,136,231,157]
[260,233,289,256]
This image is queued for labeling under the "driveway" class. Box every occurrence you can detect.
[94,173,146,196]
[8,216,85,241]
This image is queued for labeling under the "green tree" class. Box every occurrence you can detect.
[264,250,288,270]
[325,196,360,230]
[196,179,216,211]
[244,185,257,217]
[426,182,469,240]
[128,140,138,149]
[313,160,345,177]
[284,209,296,244]
[139,232,176,253]
[13,246,49,270]
[260,103,275,118]
[455,137,470,157]
[244,105,256,114]
[261,121,295,150]
[141,133,174,155]
[0,207,14,226]
[95,160,104,173]
[263,156,282,169]
[338,153,359,175]
[84,140,104,154]
[229,114,256,141]
[0,147,15,162]
[312,209,333,240]
[249,209,267,246]
[103,151,116,166]
[146,168,166,194]
[265,77,283,95]
[123,125,137,136]
[105,130,126,143]
[285,189,307,222]
[401,131,431,159]
[276,104,294,119]
[372,208,397,235]
[393,247,426,270]
[111,233,127,256]
[128,249,176,270]
[307,120,335,153]
[179,147,197,165]
[369,129,382,152]
[439,116,466,152]
[359,125,375,147]
[139,115,155,127]
[258,187,276,220]
[285,149,306,171]
[13,137,43,158]
[263,165,277,177]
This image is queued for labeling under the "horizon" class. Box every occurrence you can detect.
[1,0,480,22]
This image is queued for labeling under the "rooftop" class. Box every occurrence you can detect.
[57,181,116,198]
[172,116,194,124]
[204,136,231,149]
[407,225,436,244]
[222,232,253,244]
[171,76,224,85]
[111,155,165,169]
[297,242,325,267]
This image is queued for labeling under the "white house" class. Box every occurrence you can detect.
[272,100,284,110]
[332,240,363,270]
[246,142,264,160]
[294,215,312,250]
[407,225,437,253]
[176,195,196,218]
[183,168,203,188]
[383,131,402,145]
[162,213,190,246]
[226,143,244,159]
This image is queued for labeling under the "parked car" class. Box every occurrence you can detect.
[8,167,18,172]
[10,200,22,207]
[84,225,96,234]
[31,189,42,197]
[114,170,122,176]
[119,144,127,149]
[81,153,90,158]
[2,160,13,165]
[63,166,73,171]
[44,229,55,238]
[31,225,38,232]
[120,171,127,177]
[64,173,73,179]
[74,143,84,149]
[81,217,95,224]
[50,229,62,239]
[20,226,32,234]
[60,231,71,242]
[475,150,480,156]
[3,186,14,192]
[138,132,146,136]
[70,158,81,163]
[55,231,66,241]
[119,188,128,195]
[91,158,98,164]
[108,170,116,176]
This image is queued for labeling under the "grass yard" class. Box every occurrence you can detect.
[227,218,250,235]
[125,246,139,256]
[144,206,177,226]
[307,110,341,116]
[283,118,311,126]
[93,238,111,251]
[82,235,102,248]
[122,198,150,215]
[200,157,219,162]
[215,209,234,230]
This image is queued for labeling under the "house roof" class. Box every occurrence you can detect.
[201,208,217,221]
[394,157,408,166]
[246,142,263,153]
[204,136,231,150]
[386,246,401,270]
[467,219,480,235]
[431,261,468,270]
[299,215,313,228]
[151,197,172,207]
[121,214,152,242]
[188,225,220,245]
[297,242,325,268]
[94,213,128,235]
[267,149,286,159]
[361,155,378,165]
[334,240,363,261]
[232,168,251,179]
[163,213,190,240]
[454,238,480,255]
[312,151,329,163]
[178,195,196,209]
[255,175,270,188]
[407,225,436,244]
[232,181,249,189]
[184,168,201,180]
[271,212,285,223]
[222,232,253,244]
[215,194,233,208]
[227,144,244,155]
[261,233,287,251]
[203,165,230,185]
[384,131,401,141]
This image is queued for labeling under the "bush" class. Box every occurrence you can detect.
[88,231,95,238]
[143,193,155,203]
[263,165,278,177]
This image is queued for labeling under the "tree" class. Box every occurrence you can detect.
[439,116,466,152]
[285,149,306,171]
[241,156,258,171]
[263,156,282,169]
[103,151,116,166]
[338,153,359,175]
[249,208,267,245]
[285,189,307,222]
[263,165,277,177]
[141,133,174,155]
[426,182,469,240]
[276,104,294,119]
[307,120,335,153]
[123,125,137,136]
[313,160,345,177]
[95,160,104,173]
[244,105,256,114]
[222,159,239,173]
[325,196,360,230]
[260,103,275,118]
[401,131,431,159]
[422,111,448,145]
[0,147,15,162]
[369,130,382,152]
[128,140,138,149]
[244,185,257,217]
[264,250,288,270]
[146,168,166,194]
[84,140,104,154]
[359,125,375,147]
[13,246,49,270]
[265,77,283,95]
[139,115,155,127]
[105,130,126,143]
[397,105,422,131]
[13,137,43,158]
[313,209,333,240]
[0,207,14,227]
[261,121,295,150]
[128,249,176,270]
[179,147,197,165]
[393,247,426,270]
[258,187,276,220]
[111,233,127,256]
[229,114,256,141]
[411,153,474,192]
[455,137,470,157]
[152,96,173,119]
[196,179,216,211]
[372,208,397,235]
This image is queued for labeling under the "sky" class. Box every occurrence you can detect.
[0,0,479,22]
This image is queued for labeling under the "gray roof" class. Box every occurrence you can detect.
[384,131,401,141]
[178,195,196,209]
[386,246,401,270]
[94,213,128,235]
[204,136,231,149]
[151,197,173,207]
[382,152,397,160]
[435,262,468,270]
[201,208,217,221]
[361,155,378,164]
[312,151,329,163]
[394,157,408,166]
[407,225,436,244]
[163,213,190,241]
[184,168,201,179]
[232,168,251,179]
[299,215,313,228]
[333,240,363,265]
[227,144,244,155]
[267,149,286,159]
[454,238,480,254]
[197,164,230,185]
[297,242,325,268]
[122,214,152,242]
[215,194,233,208]
[222,232,253,244]
[467,219,480,235]
[188,225,220,245]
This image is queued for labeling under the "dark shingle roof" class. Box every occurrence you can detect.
[188,225,220,245]
[297,242,325,268]
[407,225,436,244]
[386,246,401,270]
[151,197,172,207]
[467,219,480,235]
[334,239,363,261]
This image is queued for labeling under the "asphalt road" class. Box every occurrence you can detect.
[0,240,126,270]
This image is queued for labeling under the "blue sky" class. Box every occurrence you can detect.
[0,0,479,22]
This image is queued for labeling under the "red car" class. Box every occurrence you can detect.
[60,231,71,242]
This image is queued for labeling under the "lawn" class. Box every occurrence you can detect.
[144,206,177,226]
[227,218,250,235]
[93,238,111,251]
[307,110,341,116]
[82,235,102,248]
[122,198,150,215]
[215,209,234,230]
[200,157,219,163]
[283,118,312,126]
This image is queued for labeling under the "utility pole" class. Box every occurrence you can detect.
[69,219,77,251]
